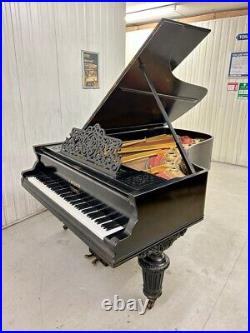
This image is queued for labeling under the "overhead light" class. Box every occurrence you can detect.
[126,2,176,14]
[125,3,179,25]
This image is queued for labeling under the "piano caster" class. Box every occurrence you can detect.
[63,225,68,230]
[92,258,100,265]
[147,299,155,310]
[138,250,170,310]
[85,253,95,258]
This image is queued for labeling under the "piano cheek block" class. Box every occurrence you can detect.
[21,18,212,309]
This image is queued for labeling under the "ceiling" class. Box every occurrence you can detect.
[126,2,248,25]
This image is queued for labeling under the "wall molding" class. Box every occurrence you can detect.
[126,9,248,32]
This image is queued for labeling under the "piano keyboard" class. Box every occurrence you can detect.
[28,173,128,239]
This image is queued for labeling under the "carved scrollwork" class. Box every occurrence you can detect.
[138,229,187,258]
[61,124,122,177]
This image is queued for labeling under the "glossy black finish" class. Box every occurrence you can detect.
[21,18,213,308]
[22,123,212,267]
[85,19,210,130]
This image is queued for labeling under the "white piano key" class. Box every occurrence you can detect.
[28,177,124,239]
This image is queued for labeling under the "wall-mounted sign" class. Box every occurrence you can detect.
[227,81,238,91]
[82,51,99,89]
[228,52,248,77]
[237,82,248,98]
[236,33,248,41]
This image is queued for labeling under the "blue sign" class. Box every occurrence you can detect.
[236,33,248,41]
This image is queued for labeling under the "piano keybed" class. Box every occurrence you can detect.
[119,134,203,180]
[28,172,129,239]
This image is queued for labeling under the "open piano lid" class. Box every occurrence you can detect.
[85,19,210,131]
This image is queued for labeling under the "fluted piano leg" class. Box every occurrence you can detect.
[138,251,170,309]
[137,230,187,310]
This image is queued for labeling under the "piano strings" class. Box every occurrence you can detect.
[119,134,204,180]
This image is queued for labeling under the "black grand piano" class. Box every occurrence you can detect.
[22,19,213,309]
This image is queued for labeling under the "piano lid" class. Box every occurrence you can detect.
[85,19,210,130]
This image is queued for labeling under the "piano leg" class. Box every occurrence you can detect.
[138,251,170,309]
[138,229,187,310]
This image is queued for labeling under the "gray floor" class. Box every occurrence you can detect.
[3,162,248,331]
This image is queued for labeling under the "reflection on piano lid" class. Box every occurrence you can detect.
[21,19,213,309]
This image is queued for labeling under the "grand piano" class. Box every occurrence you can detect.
[22,19,213,309]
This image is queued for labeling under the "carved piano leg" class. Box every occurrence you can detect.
[138,229,187,310]
[63,225,68,230]
[138,251,170,309]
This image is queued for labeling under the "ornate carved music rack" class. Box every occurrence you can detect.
[61,123,122,177]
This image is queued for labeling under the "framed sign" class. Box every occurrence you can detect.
[82,51,99,89]
[228,52,248,77]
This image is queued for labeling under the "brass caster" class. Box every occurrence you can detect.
[85,253,95,258]
[147,299,155,310]
[92,258,100,265]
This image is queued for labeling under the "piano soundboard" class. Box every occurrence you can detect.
[120,134,204,180]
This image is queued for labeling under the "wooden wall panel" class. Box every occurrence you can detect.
[3,2,125,227]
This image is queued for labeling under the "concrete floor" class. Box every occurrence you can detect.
[3,162,248,330]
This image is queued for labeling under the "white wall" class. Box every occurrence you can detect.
[126,16,248,167]
[3,2,125,227]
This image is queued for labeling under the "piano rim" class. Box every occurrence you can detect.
[33,137,212,198]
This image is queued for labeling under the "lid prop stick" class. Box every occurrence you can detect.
[139,58,195,175]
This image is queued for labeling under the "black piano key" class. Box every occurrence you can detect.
[74,199,96,210]
[43,177,63,184]
[76,196,95,204]
[46,178,67,185]
[81,203,106,214]
[95,212,120,224]
[48,183,69,191]
[40,179,65,187]
[88,207,113,219]
[36,176,53,183]
[101,221,120,230]
[101,216,128,231]
[51,189,71,197]
[113,216,128,226]
[54,187,72,195]
[68,198,92,207]
[64,193,89,201]
[59,191,76,198]
[51,183,70,190]
[34,172,129,232]
[72,200,94,210]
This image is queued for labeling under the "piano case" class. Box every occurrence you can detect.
[22,19,213,310]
